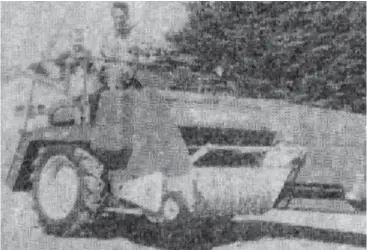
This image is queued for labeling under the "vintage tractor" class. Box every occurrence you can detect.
[6,53,198,234]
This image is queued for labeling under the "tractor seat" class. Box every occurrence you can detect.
[93,147,133,170]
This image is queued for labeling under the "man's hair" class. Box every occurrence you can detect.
[112,2,129,15]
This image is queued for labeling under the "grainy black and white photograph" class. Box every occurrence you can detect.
[1,1,366,250]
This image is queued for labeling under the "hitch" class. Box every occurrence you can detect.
[274,182,365,213]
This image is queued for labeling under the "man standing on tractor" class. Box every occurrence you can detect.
[94,1,143,90]
[74,2,143,123]
[88,2,196,213]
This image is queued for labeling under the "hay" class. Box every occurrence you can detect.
[193,166,291,216]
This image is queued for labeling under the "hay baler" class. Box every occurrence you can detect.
[5,53,360,238]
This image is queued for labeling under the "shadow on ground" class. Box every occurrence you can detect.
[67,215,366,250]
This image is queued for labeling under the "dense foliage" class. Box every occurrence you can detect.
[166,2,366,114]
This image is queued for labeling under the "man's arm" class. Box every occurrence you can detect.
[126,45,141,79]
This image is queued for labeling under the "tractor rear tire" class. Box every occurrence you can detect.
[31,145,105,236]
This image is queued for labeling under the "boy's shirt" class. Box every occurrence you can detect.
[93,25,144,78]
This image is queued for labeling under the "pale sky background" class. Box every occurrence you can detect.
[1,2,189,77]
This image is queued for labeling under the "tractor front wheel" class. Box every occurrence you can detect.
[144,192,190,226]
[31,145,105,236]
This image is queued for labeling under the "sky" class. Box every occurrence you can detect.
[1,2,189,78]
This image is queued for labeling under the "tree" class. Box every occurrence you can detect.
[168,2,366,113]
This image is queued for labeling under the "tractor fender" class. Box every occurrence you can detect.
[6,126,91,192]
